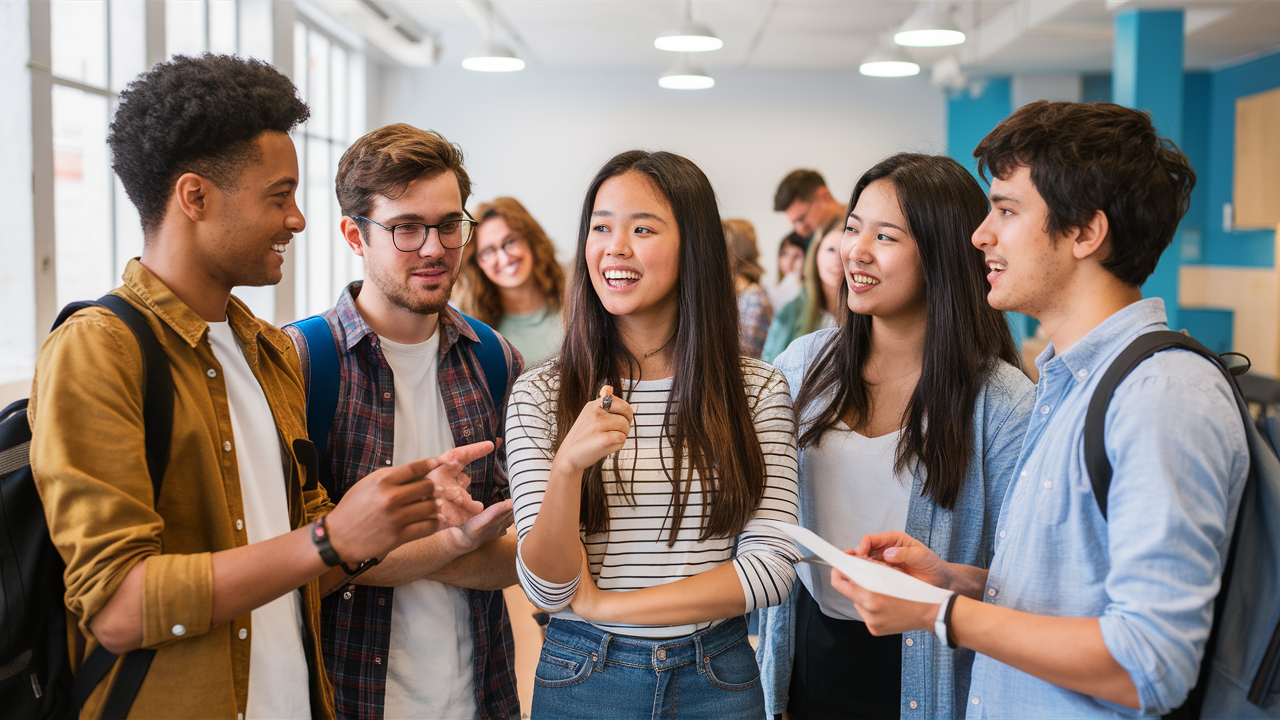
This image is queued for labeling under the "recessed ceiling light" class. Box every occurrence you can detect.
[894,2,966,47]
[462,40,525,72]
[659,57,715,89]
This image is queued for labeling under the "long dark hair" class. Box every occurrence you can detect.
[793,153,1018,510]
[553,150,766,543]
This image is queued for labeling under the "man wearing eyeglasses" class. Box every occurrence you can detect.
[284,123,522,720]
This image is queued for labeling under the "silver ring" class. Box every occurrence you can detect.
[601,395,612,411]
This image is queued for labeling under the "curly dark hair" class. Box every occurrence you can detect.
[108,54,310,234]
[974,101,1195,287]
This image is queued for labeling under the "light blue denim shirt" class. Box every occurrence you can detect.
[757,327,1036,719]
[967,298,1249,718]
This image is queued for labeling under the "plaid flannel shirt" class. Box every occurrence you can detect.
[291,281,523,720]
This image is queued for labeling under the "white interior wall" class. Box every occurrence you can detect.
[379,66,947,281]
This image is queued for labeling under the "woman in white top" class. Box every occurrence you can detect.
[506,150,801,719]
[756,153,1035,719]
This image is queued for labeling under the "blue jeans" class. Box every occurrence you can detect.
[531,617,765,719]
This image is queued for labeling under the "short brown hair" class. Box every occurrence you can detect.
[773,169,827,212]
[336,123,471,225]
[974,101,1195,288]
[459,197,566,326]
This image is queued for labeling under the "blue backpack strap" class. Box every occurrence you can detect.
[289,315,341,461]
[459,313,509,413]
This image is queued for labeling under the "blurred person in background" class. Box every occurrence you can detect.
[723,218,774,358]
[766,231,807,311]
[461,197,566,367]
[762,217,844,363]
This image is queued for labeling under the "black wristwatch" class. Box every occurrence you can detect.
[311,517,380,577]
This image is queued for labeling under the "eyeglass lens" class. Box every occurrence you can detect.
[392,220,475,252]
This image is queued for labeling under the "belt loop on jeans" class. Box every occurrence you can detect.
[596,632,612,672]
[694,633,706,675]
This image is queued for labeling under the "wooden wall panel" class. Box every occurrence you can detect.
[1235,86,1280,228]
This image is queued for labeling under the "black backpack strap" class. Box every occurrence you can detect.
[55,295,172,716]
[1083,330,1236,520]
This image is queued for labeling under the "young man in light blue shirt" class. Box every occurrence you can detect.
[832,100,1249,718]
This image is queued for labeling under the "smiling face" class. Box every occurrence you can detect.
[778,242,805,277]
[202,130,305,288]
[841,179,926,321]
[815,226,845,292]
[585,171,681,327]
[971,164,1070,317]
[475,216,534,290]
[346,170,465,315]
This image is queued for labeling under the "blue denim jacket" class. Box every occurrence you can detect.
[757,328,1036,719]
[967,299,1249,718]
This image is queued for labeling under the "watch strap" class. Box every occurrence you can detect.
[311,517,342,567]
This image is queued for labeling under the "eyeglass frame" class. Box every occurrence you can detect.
[475,236,525,266]
[353,214,478,252]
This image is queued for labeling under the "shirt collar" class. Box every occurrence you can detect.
[334,280,479,355]
[121,258,281,352]
[1036,297,1169,380]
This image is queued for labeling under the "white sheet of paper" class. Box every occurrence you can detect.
[761,519,953,604]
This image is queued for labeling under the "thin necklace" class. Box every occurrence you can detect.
[643,335,675,359]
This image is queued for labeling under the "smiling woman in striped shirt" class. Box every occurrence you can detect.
[505,150,801,719]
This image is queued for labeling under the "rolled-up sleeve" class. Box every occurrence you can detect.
[29,313,214,648]
[1099,363,1248,714]
[733,365,801,612]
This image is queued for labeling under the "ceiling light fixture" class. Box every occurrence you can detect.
[859,41,920,78]
[894,2,966,47]
[461,0,525,72]
[659,56,715,89]
[462,39,525,72]
[655,0,723,52]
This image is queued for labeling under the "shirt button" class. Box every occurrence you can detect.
[1044,480,1053,489]
[378,598,386,606]
[905,637,914,647]
[382,392,391,400]
[235,519,243,531]
[909,701,918,710]
[463,428,472,437]
[223,441,232,452]
[657,648,666,660]
[207,368,216,378]
[1040,405,1050,414]
[343,591,353,600]
[374,656,382,665]
[172,624,186,636]
[239,628,248,640]
[1020,470,1026,478]
[988,588,997,597]
[238,714,244,720]
[973,698,980,705]
[999,531,1006,539]
[1077,369,1088,380]
[384,459,392,466]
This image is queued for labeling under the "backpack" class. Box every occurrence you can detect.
[286,312,508,465]
[0,295,172,720]
[1084,330,1280,719]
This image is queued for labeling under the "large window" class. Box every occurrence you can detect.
[292,18,366,321]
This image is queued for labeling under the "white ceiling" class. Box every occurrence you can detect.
[357,0,1280,76]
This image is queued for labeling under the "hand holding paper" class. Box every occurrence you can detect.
[760,520,952,603]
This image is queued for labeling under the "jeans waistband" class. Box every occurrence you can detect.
[545,617,749,672]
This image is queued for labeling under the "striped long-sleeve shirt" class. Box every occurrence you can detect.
[506,358,801,638]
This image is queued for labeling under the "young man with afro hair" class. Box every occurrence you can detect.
[28,54,490,719]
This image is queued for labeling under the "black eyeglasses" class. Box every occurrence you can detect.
[476,237,523,265]
[354,215,478,252]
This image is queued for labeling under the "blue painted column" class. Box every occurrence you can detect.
[947,78,1035,344]
[1114,9,1184,330]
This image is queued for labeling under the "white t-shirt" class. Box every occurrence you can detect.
[206,322,311,720]
[797,426,912,622]
[378,331,477,720]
